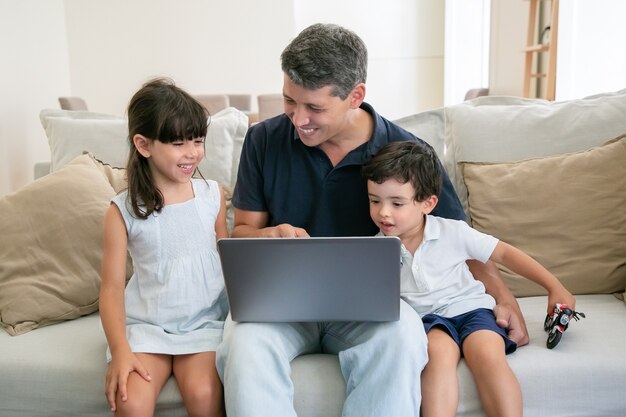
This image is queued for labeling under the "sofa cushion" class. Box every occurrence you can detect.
[2,295,625,417]
[461,135,626,297]
[39,107,248,191]
[40,109,127,172]
[444,89,626,216]
[394,108,446,159]
[0,153,128,335]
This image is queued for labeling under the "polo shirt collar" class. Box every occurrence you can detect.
[376,214,441,258]
[422,214,441,242]
[361,102,391,160]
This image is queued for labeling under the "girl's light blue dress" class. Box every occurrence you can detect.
[108,179,227,359]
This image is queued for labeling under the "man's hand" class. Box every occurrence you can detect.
[264,223,310,238]
[493,303,530,346]
[467,259,530,346]
[232,209,309,238]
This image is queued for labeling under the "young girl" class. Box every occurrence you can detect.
[99,78,227,417]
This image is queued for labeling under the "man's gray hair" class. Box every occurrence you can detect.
[281,23,368,100]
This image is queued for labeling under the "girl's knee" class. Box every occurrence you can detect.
[183,382,224,417]
[115,393,155,417]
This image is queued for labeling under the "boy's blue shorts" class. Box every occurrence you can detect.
[422,308,517,355]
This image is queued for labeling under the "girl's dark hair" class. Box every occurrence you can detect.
[126,77,209,219]
[362,141,442,202]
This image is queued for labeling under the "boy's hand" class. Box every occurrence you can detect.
[547,290,576,315]
[105,350,151,411]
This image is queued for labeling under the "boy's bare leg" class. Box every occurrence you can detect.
[462,330,522,417]
[421,328,461,417]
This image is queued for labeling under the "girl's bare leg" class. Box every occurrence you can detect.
[421,328,461,417]
[173,351,225,417]
[463,330,522,417]
[114,353,172,417]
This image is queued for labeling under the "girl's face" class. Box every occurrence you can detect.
[138,136,205,188]
[367,178,436,242]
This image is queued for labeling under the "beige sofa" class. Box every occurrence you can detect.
[1,90,625,417]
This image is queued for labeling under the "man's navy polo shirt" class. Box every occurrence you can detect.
[232,102,465,237]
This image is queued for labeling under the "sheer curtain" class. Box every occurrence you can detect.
[444,0,491,105]
[556,0,626,100]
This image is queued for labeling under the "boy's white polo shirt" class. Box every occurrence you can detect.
[378,215,498,318]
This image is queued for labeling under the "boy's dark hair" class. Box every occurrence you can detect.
[281,23,368,100]
[362,141,442,202]
[126,77,209,219]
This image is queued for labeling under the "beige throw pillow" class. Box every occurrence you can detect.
[0,154,124,335]
[461,135,626,297]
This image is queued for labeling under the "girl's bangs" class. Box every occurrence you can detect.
[156,100,208,143]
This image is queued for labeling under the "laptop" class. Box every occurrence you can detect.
[217,236,401,322]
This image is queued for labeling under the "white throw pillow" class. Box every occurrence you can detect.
[40,109,128,172]
[394,107,446,159]
[39,107,248,190]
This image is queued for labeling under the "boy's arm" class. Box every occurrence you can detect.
[489,241,576,313]
[467,259,529,346]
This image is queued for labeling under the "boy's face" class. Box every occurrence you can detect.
[282,74,362,148]
[367,178,437,241]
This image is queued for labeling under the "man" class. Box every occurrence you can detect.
[216,23,528,417]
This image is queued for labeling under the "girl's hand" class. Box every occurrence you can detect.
[547,288,576,314]
[105,350,152,412]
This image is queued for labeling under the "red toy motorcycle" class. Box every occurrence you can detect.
[543,303,585,349]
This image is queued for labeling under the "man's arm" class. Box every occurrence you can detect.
[232,208,309,238]
[467,259,530,346]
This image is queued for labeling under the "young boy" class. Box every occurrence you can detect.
[362,141,576,417]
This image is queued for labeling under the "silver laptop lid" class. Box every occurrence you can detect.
[218,236,401,322]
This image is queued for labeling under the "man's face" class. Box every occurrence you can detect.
[282,74,354,147]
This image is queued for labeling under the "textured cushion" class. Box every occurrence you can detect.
[2,295,625,417]
[445,89,626,215]
[40,109,127,172]
[461,135,626,297]
[0,153,126,335]
[39,106,248,190]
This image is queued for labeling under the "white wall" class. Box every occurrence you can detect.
[294,0,445,120]
[3,0,624,197]
[64,0,296,116]
[0,0,71,197]
[488,0,527,96]
[1,0,441,197]
[65,0,441,119]
[0,0,297,197]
